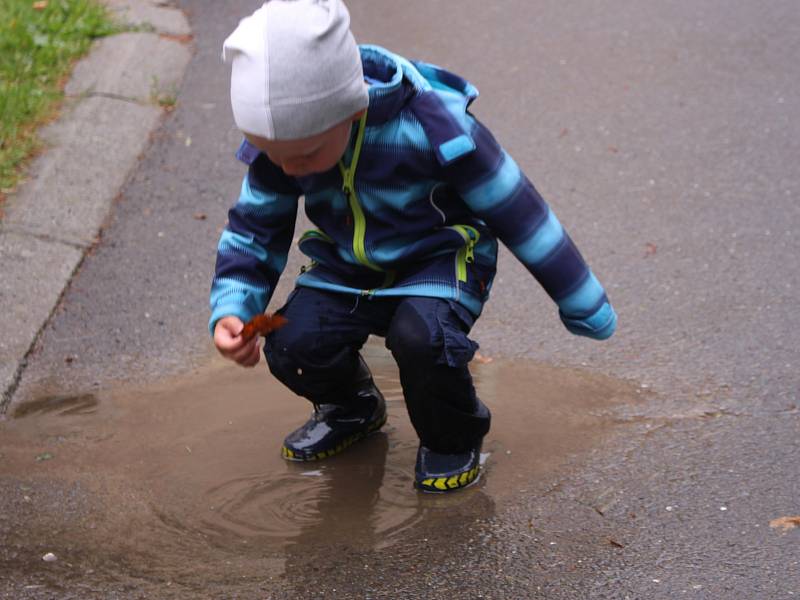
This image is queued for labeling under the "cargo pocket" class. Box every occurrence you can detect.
[435,300,479,368]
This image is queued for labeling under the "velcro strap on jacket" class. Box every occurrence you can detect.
[410,91,476,165]
[235,139,261,165]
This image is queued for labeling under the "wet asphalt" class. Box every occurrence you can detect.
[3,0,800,598]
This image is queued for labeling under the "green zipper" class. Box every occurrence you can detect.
[450,225,480,282]
[299,228,333,244]
[338,112,382,273]
[361,270,397,295]
[298,229,331,274]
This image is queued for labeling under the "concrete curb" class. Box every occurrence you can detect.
[0,0,192,414]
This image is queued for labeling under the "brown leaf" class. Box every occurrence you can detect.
[193,212,207,220]
[559,128,569,138]
[608,538,625,548]
[32,0,48,9]
[240,313,288,343]
[644,243,657,257]
[770,516,800,532]
[160,33,194,44]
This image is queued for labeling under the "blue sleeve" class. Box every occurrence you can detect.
[209,152,300,334]
[441,116,616,340]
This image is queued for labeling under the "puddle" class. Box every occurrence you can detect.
[0,345,641,590]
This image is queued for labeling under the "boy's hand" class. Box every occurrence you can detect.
[214,316,261,367]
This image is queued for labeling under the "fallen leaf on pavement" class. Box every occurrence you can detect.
[193,212,207,220]
[770,516,800,532]
[644,242,657,257]
[160,33,194,44]
[472,351,493,364]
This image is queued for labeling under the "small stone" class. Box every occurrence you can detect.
[42,552,57,562]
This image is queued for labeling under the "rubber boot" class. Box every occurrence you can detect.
[281,357,386,461]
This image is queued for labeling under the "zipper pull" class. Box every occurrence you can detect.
[465,239,476,263]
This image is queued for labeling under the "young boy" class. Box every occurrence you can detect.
[211,0,616,493]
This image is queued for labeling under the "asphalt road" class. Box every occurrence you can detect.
[6,0,800,597]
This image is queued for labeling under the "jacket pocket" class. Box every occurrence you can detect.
[448,225,480,283]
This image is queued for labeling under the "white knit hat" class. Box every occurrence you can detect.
[222,0,369,140]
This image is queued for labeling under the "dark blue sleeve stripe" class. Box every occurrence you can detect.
[480,179,549,246]
[529,234,590,301]
[563,290,608,319]
[228,209,295,252]
[214,253,282,287]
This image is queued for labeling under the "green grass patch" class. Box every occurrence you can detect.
[0,0,117,196]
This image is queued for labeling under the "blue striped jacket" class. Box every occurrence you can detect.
[210,45,616,340]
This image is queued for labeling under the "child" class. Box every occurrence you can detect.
[210,0,617,493]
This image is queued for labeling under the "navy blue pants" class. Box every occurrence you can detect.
[263,287,490,453]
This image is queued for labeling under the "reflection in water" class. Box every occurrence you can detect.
[191,433,405,548]
[0,350,639,591]
[284,432,389,555]
[281,431,498,596]
[168,430,433,552]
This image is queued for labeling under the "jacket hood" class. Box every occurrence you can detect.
[360,45,479,127]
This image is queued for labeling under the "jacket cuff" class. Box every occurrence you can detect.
[209,304,258,336]
[559,302,617,340]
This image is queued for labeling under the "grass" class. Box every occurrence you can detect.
[0,0,116,199]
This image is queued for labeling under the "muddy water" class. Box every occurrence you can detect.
[0,345,640,594]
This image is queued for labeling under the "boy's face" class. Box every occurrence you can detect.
[244,111,364,177]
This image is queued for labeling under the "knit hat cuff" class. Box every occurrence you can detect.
[270,69,368,140]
